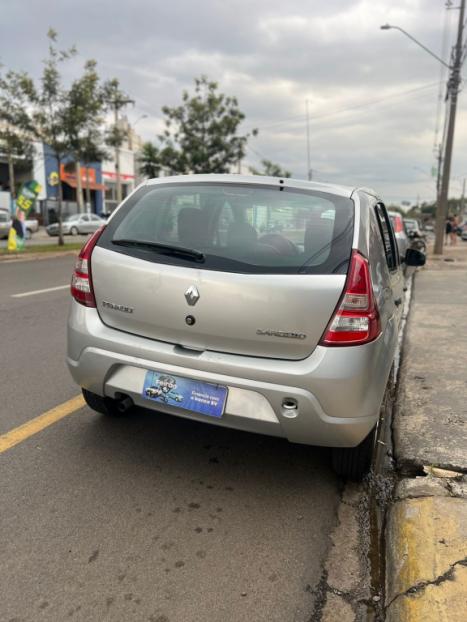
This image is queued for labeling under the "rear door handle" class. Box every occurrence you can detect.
[394,298,402,307]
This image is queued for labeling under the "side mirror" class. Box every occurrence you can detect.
[405,248,426,267]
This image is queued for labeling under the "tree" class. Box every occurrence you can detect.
[138,142,161,179]
[0,68,36,199]
[32,29,77,245]
[63,59,107,212]
[158,75,257,174]
[249,159,292,178]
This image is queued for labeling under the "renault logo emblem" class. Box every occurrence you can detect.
[185,285,200,306]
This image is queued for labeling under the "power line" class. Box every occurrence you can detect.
[247,82,439,134]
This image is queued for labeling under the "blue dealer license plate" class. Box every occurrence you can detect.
[142,370,228,419]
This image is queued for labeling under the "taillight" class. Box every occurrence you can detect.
[393,216,403,233]
[320,250,381,346]
[70,226,106,307]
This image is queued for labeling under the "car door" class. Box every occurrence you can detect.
[79,215,91,233]
[373,202,404,329]
[89,214,102,232]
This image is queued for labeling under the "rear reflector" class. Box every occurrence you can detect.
[71,226,105,307]
[320,250,381,346]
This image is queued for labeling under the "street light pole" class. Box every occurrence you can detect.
[128,114,148,151]
[380,24,451,69]
[381,3,466,255]
[106,97,135,205]
[434,0,465,254]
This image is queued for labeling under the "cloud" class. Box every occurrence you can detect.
[0,0,465,203]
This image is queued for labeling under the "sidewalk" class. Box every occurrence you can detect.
[386,244,467,621]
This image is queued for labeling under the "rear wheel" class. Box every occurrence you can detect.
[331,426,376,481]
[82,388,123,417]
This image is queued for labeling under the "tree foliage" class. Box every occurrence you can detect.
[33,29,77,158]
[32,29,77,244]
[249,158,292,178]
[0,68,36,197]
[63,59,107,164]
[138,141,161,179]
[158,75,257,174]
[103,78,132,149]
[63,59,108,210]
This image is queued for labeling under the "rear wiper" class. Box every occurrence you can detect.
[112,239,205,262]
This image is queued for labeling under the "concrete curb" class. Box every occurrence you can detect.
[0,250,79,263]
[385,476,467,622]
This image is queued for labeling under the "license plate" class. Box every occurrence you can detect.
[142,370,228,419]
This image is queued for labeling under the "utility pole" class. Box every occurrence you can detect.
[460,178,466,216]
[306,99,311,181]
[106,97,134,206]
[434,0,465,254]
[435,144,443,201]
[113,105,122,204]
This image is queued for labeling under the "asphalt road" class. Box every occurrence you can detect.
[0,255,341,622]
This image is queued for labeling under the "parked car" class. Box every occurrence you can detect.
[0,210,38,239]
[403,218,422,236]
[47,213,105,236]
[461,229,467,241]
[67,175,425,480]
[388,211,409,261]
[403,218,427,252]
[0,209,12,239]
[24,218,39,239]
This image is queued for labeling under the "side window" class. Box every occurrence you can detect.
[374,203,398,271]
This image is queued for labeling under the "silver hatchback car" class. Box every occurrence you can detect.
[67,175,425,479]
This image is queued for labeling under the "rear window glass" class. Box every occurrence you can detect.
[99,182,354,275]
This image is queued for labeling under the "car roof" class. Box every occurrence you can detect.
[144,173,358,199]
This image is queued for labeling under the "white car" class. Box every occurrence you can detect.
[0,210,11,239]
[0,210,38,239]
[47,213,105,236]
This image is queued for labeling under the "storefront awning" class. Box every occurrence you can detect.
[63,178,106,191]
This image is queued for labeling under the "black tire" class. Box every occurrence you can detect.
[331,427,376,481]
[82,388,123,417]
[70,226,79,236]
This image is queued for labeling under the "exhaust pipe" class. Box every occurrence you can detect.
[116,395,134,413]
[282,397,298,419]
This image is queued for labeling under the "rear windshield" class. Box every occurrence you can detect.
[99,182,354,275]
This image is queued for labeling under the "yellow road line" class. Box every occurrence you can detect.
[0,395,85,454]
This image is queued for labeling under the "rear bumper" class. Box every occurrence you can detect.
[67,303,397,448]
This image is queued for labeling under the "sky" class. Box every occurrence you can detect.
[1,0,466,206]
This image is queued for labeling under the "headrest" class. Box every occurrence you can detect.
[178,208,211,247]
[227,221,258,246]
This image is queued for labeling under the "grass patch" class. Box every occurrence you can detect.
[0,242,83,255]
